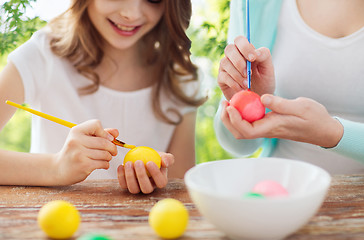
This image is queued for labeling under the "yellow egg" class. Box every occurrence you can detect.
[38,200,80,239]
[123,146,161,177]
[149,198,189,239]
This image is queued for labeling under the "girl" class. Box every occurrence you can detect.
[215,0,364,174]
[0,0,205,193]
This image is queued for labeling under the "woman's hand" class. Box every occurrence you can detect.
[52,119,118,185]
[218,35,275,99]
[221,94,344,148]
[117,152,175,194]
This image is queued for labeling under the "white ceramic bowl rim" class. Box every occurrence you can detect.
[185,158,331,202]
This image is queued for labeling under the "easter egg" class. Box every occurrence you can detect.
[252,180,289,197]
[149,198,189,239]
[230,90,265,123]
[243,192,265,199]
[38,200,80,239]
[77,233,113,240]
[123,146,161,177]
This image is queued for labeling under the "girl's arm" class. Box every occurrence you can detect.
[167,111,197,178]
[0,122,118,186]
[0,62,25,129]
[0,62,118,186]
[0,62,59,185]
[0,150,58,186]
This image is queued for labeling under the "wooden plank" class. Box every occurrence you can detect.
[0,176,364,239]
[0,179,224,239]
[287,175,364,240]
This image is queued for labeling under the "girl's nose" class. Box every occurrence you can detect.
[119,0,142,22]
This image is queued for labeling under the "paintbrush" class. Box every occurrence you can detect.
[5,100,135,149]
[246,0,251,89]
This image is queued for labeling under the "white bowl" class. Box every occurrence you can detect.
[184,158,331,240]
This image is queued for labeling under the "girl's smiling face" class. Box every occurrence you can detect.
[88,0,164,52]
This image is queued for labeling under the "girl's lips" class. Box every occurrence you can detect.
[108,19,141,36]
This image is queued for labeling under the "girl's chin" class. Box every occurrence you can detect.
[105,41,139,52]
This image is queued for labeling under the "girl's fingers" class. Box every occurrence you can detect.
[159,152,174,168]
[124,162,140,194]
[117,165,128,189]
[134,161,154,194]
[77,119,114,141]
[104,128,119,138]
[85,148,113,161]
[88,159,110,172]
[78,135,117,156]
[147,161,167,189]
[72,120,117,155]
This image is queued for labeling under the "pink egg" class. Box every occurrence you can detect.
[230,90,265,123]
[252,180,289,197]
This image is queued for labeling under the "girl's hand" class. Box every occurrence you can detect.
[218,35,275,99]
[221,94,344,148]
[117,152,175,194]
[53,120,118,185]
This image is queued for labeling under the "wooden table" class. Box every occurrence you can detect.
[0,176,364,239]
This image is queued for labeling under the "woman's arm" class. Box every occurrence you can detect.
[329,118,364,163]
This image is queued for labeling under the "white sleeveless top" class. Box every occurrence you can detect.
[272,0,364,174]
[8,29,198,179]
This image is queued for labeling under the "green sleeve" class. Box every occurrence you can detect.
[329,118,364,163]
[214,0,282,158]
[228,0,283,51]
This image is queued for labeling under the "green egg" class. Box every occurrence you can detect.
[77,233,113,240]
[243,192,265,199]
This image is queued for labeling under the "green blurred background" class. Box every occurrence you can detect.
[0,0,233,163]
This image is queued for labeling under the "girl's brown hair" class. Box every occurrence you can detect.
[48,0,206,124]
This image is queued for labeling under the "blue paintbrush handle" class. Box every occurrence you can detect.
[246,0,251,89]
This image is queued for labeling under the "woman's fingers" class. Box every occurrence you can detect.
[221,100,251,139]
[262,94,320,116]
[223,43,247,78]
[255,47,272,64]
[234,35,257,62]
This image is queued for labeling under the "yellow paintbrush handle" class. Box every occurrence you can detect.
[5,100,135,149]
[6,100,76,128]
